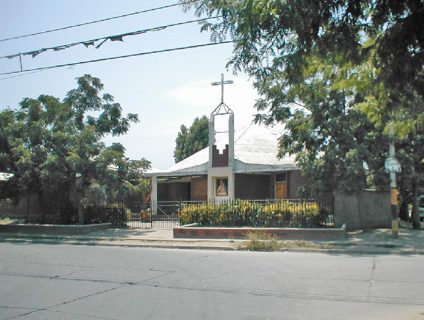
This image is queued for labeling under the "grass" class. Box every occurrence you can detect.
[238,231,333,251]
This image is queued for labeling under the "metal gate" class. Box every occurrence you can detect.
[124,201,180,229]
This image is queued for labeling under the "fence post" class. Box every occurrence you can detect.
[122,202,126,227]
[150,201,153,228]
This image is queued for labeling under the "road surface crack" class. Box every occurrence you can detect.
[3,286,123,320]
[367,257,377,302]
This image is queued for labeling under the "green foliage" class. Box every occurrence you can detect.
[0,75,150,223]
[105,203,132,226]
[182,0,424,112]
[182,0,424,203]
[83,205,110,224]
[179,200,328,228]
[174,115,209,162]
[83,203,132,226]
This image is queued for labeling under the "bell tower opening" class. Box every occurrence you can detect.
[209,74,234,168]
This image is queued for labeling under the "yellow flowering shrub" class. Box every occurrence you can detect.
[179,200,328,227]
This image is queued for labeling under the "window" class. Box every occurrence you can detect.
[275,173,287,182]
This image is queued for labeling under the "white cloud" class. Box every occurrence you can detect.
[166,74,259,128]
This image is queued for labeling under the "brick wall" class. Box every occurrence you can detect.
[155,170,305,202]
[191,177,207,201]
[212,145,229,167]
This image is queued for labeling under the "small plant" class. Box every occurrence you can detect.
[106,203,132,226]
[239,232,334,251]
[243,231,284,251]
[140,209,151,222]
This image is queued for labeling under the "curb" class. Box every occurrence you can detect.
[0,237,238,251]
[1,235,423,255]
[0,233,244,244]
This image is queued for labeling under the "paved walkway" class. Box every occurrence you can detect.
[1,223,423,254]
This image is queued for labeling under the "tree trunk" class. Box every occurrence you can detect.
[411,179,421,229]
[77,194,84,225]
[25,193,30,224]
[39,191,45,224]
[398,192,409,221]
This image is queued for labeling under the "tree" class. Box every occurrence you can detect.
[395,131,424,228]
[181,0,423,227]
[182,1,424,120]
[255,50,390,193]
[174,115,209,162]
[0,75,150,223]
[180,0,424,145]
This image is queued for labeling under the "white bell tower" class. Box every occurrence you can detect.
[207,74,235,201]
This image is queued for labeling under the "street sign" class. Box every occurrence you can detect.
[0,172,13,181]
[385,157,401,173]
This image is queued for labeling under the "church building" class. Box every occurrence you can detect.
[147,75,305,215]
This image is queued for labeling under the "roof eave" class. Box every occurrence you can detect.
[145,163,208,177]
[233,160,298,173]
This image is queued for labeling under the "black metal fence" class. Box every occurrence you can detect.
[113,199,334,229]
[123,201,180,229]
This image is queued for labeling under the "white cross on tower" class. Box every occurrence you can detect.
[211,73,233,103]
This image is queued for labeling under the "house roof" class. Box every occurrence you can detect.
[149,123,297,177]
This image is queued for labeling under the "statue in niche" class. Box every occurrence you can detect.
[216,179,228,197]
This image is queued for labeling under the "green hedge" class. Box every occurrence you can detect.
[179,200,331,228]
[83,203,131,226]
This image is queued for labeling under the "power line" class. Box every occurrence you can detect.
[0,2,188,42]
[0,41,234,78]
[0,69,45,81]
[0,17,220,60]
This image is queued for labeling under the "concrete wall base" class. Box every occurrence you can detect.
[174,224,346,241]
[0,223,111,235]
[334,190,392,231]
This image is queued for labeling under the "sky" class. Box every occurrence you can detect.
[0,0,260,170]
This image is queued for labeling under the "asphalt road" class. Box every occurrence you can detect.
[0,243,423,320]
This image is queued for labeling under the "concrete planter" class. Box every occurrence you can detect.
[174,224,346,241]
[0,223,111,235]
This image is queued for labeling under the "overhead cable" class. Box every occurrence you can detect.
[0,69,45,81]
[0,2,191,42]
[0,41,234,77]
[0,17,220,60]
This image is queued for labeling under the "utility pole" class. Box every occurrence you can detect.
[385,126,401,238]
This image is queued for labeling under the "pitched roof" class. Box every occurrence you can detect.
[149,123,297,176]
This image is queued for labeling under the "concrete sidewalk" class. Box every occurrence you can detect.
[1,223,423,254]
